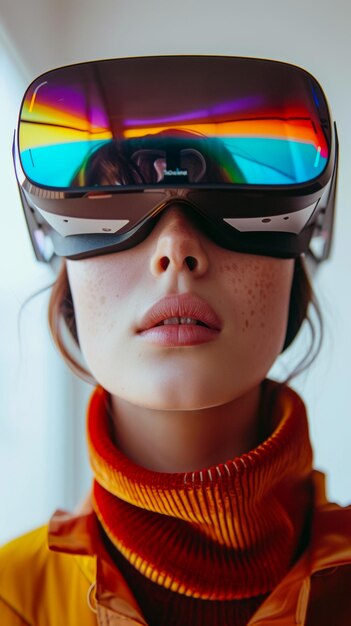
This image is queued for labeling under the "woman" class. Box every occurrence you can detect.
[1,55,350,625]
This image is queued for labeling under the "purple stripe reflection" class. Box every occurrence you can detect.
[124,96,263,127]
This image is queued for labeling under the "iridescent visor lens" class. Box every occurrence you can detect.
[18,57,331,190]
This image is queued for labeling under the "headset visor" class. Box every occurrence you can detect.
[17,56,332,190]
[14,56,337,264]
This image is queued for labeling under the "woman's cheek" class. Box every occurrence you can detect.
[217,255,294,349]
[67,254,141,333]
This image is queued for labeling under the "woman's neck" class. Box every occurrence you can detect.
[110,384,264,472]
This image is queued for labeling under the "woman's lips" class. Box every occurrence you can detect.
[137,293,222,347]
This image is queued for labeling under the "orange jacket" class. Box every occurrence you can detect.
[1,471,351,626]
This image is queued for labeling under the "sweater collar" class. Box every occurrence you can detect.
[87,380,314,601]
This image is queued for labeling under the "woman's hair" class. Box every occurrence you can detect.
[48,255,322,383]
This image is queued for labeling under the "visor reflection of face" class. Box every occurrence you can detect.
[72,131,245,187]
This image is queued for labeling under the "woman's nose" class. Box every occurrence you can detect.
[149,206,210,277]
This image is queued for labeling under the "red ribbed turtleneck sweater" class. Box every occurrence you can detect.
[87,381,314,626]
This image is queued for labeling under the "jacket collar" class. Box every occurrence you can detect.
[48,473,351,626]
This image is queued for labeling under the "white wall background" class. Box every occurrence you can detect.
[0,0,350,543]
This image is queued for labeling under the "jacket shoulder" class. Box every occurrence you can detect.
[0,526,97,626]
[307,564,351,626]
[306,502,351,625]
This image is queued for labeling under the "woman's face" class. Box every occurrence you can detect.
[67,206,294,410]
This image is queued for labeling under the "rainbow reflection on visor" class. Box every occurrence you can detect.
[17,56,331,189]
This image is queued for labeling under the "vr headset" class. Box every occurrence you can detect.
[13,55,338,265]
